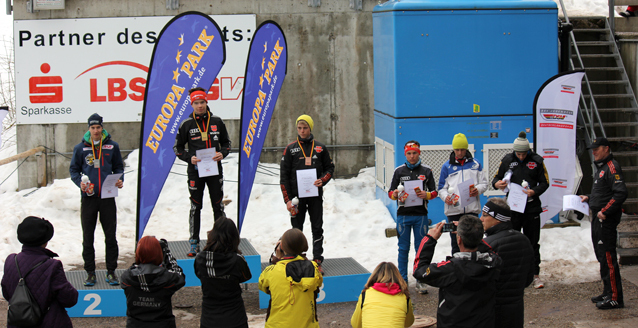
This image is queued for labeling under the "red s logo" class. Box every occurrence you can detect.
[29,63,63,103]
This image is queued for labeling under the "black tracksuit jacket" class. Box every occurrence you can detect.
[587,154,628,215]
[280,134,335,203]
[173,108,231,175]
[389,163,437,216]
[492,151,549,215]
[194,249,252,328]
[413,236,501,328]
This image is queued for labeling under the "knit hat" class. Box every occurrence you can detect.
[17,216,54,247]
[190,90,208,105]
[88,113,103,127]
[452,133,468,150]
[512,131,530,152]
[296,114,314,131]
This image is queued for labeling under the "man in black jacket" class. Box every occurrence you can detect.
[479,198,534,328]
[280,114,335,271]
[413,215,501,328]
[492,131,549,289]
[579,137,627,309]
[173,87,231,257]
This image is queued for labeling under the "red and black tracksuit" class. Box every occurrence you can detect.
[280,134,335,262]
[587,154,627,304]
[174,108,231,243]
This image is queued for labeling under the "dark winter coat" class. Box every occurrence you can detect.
[492,151,549,214]
[587,153,628,216]
[479,221,534,328]
[69,129,124,198]
[1,246,78,328]
[120,262,186,328]
[389,162,437,216]
[194,250,252,328]
[280,134,335,203]
[173,108,231,175]
[413,236,501,328]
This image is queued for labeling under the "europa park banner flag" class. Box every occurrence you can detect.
[238,21,288,232]
[136,12,226,241]
[533,70,585,227]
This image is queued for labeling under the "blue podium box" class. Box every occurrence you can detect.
[259,257,370,309]
[66,238,262,317]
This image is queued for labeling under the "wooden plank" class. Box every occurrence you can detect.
[612,0,638,7]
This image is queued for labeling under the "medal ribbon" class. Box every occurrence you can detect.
[193,112,211,148]
[297,138,314,161]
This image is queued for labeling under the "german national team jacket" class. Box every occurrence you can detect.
[438,151,488,216]
[492,151,549,215]
[413,236,501,328]
[70,130,124,198]
[173,108,231,175]
[587,153,628,216]
[280,134,335,203]
[389,163,437,216]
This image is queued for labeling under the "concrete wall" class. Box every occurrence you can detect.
[14,0,376,189]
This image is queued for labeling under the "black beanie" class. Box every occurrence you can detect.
[17,216,54,247]
[88,113,103,127]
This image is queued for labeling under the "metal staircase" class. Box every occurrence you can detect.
[568,16,638,264]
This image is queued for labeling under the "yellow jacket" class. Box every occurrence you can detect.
[351,285,415,328]
[258,256,323,328]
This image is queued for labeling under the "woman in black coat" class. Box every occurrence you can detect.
[195,217,252,328]
[121,236,186,328]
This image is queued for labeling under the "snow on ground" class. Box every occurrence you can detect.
[0,0,616,300]
[0,142,599,296]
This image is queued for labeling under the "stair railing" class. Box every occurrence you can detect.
[558,0,607,152]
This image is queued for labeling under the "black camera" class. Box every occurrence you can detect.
[441,223,457,233]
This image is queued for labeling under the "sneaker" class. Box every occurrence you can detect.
[416,282,429,295]
[591,294,606,303]
[620,10,636,18]
[533,277,544,289]
[84,272,96,286]
[596,296,624,309]
[187,240,200,257]
[105,271,120,286]
[314,259,324,274]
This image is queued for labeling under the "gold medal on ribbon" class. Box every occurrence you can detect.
[202,133,208,141]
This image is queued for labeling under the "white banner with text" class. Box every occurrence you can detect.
[15,15,255,124]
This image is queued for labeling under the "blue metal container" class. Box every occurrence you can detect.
[373,0,558,223]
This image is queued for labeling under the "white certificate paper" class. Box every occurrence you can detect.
[403,180,424,207]
[296,168,319,198]
[563,195,590,216]
[457,178,476,208]
[507,183,528,214]
[503,170,513,193]
[101,173,123,199]
[196,148,219,178]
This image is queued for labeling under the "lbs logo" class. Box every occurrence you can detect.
[527,162,537,170]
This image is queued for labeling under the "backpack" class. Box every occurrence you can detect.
[7,255,48,327]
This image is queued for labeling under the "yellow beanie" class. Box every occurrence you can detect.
[452,133,468,149]
[296,114,314,131]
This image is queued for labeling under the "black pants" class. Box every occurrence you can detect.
[591,209,623,303]
[495,300,524,328]
[81,197,118,272]
[291,196,324,261]
[188,172,225,243]
[511,212,541,275]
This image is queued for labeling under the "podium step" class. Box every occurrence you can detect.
[258,257,370,308]
[65,238,261,317]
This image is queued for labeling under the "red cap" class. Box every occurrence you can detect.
[190,90,208,105]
